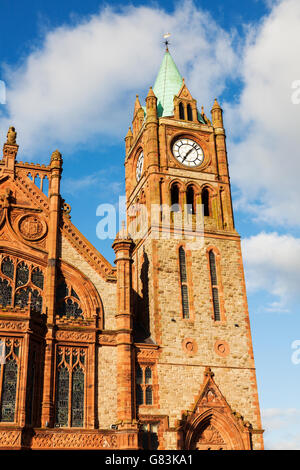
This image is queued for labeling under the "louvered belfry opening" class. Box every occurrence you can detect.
[179,247,190,319]
[209,251,221,321]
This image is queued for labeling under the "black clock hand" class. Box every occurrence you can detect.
[182,147,194,162]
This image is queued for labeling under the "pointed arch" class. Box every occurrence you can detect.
[187,104,193,121]
[202,187,210,216]
[185,409,248,450]
[182,368,252,450]
[186,185,196,215]
[170,182,180,212]
[179,102,185,120]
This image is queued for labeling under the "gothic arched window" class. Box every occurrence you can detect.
[187,104,193,121]
[186,186,196,214]
[179,102,185,120]
[171,183,180,212]
[0,255,44,313]
[55,347,86,427]
[202,188,210,216]
[136,364,154,407]
[0,338,20,423]
[56,277,84,319]
[179,247,190,319]
[209,250,221,321]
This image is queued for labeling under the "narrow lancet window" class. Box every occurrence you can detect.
[209,250,221,321]
[202,188,210,216]
[179,247,190,319]
[179,102,185,120]
[187,104,193,121]
[186,186,195,214]
[171,183,180,212]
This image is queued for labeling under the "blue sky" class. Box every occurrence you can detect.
[1,0,300,449]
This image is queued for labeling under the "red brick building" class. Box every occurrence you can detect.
[0,50,264,450]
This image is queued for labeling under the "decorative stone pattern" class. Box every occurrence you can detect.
[31,431,118,449]
[18,214,47,241]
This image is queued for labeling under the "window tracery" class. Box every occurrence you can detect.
[0,338,20,423]
[135,364,154,407]
[56,277,84,319]
[55,347,86,428]
[0,255,44,313]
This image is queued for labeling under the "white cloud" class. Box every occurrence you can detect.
[262,408,300,449]
[0,1,237,159]
[242,232,300,312]
[62,171,123,197]
[227,0,300,226]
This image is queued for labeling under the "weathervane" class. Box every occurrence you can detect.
[163,33,171,51]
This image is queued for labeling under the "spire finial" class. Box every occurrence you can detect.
[163,33,171,52]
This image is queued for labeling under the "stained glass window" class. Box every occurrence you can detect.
[16,262,29,287]
[0,256,44,312]
[55,347,85,428]
[31,289,43,313]
[14,287,30,308]
[1,257,14,280]
[0,357,18,422]
[56,278,84,320]
[71,366,84,427]
[60,299,83,319]
[32,268,44,289]
[0,278,12,307]
[55,366,69,427]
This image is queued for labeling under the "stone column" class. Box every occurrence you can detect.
[112,224,139,449]
[41,149,62,427]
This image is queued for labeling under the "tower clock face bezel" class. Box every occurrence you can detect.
[136,150,144,182]
[172,138,204,168]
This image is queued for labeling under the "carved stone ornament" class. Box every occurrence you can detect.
[31,431,118,449]
[6,126,17,145]
[51,149,62,162]
[196,425,225,448]
[18,214,47,241]
[214,340,230,358]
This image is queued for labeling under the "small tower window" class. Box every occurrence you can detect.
[202,188,210,216]
[209,250,221,321]
[186,186,195,214]
[187,104,193,121]
[179,102,185,120]
[179,247,190,319]
[171,183,180,212]
[136,364,154,407]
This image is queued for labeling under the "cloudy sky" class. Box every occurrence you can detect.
[0,0,299,449]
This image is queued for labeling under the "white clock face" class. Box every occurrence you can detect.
[172,138,204,167]
[136,151,144,181]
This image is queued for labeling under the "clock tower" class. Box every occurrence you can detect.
[124,49,264,450]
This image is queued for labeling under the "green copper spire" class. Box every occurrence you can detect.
[153,50,183,118]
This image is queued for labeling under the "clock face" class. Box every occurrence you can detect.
[172,138,204,167]
[136,151,144,181]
